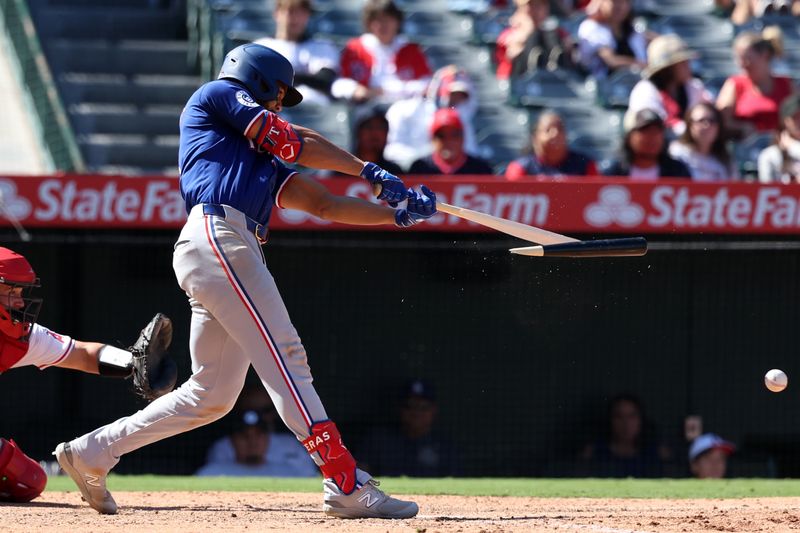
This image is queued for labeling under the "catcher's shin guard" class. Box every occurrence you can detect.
[0,438,47,502]
[303,421,358,494]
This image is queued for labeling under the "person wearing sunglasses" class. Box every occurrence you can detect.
[668,102,737,181]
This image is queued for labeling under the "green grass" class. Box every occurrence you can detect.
[44,476,800,498]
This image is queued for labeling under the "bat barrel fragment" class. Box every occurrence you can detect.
[510,237,648,258]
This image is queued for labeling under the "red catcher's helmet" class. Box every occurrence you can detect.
[0,248,42,340]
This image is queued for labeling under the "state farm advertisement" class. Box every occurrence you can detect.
[3,174,800,235]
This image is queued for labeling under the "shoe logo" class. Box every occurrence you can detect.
[584,185,644,228]
[357,492,378,508]
[83,474,101,487]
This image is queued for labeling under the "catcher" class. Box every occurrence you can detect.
[0,246,177,503]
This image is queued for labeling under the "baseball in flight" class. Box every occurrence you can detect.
[765,369,788,393]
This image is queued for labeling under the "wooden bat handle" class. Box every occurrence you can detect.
[437,202,578,245]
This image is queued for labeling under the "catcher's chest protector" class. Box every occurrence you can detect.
[0,333,29,372]
[0,438,47,502]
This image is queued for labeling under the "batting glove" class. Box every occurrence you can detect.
[395,186,437,228]
[360,162,408,206]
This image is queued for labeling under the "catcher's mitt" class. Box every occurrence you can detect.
[130,313,178,401]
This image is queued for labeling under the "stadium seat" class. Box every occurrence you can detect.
[693,44,738,79]
[701,74,729,100]
[596,68,642,109]
[476,128,526,168]
[446,0,491,14]
[469,8,512,46]
[508,69,590,108]
[735,132,774,182]
[312,9,362,43]
[403,11,473,45]
[45,39,194,77]
[396,0,447,13]
[648,15,734,47]
[213,7,273,36]
[280,103,351,150]
[635,0,715,16]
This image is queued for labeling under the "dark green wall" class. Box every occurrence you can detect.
[2,231,798,476]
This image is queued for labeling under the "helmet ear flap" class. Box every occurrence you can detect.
[259,78,273,100]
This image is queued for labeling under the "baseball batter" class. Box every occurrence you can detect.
[0,247,176,503]
[55,44,437,519]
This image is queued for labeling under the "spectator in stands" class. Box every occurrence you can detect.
[730,0,800,25]
[605,108,692,179]
[504,110,598,178]
[578,393,671,478]
[351,104,404,175]
[628,35,712,137]
[254,0,339,105]
[689,433,735,479]
[331,0,432,104]
[408,108,494,175]
[715,30,793,138]
[712,0,736,17]
[669,103,738,181]
[577,0,647,79]
[385,65,480,170]
[554,0,593,15]
[358,379,460,477]
[197,384,318,477]
[495,0,577,80]
[758,93,800,183]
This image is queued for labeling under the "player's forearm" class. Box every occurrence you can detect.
[57,341,102,374]
[295,126,365,176]
[317,195,396,225]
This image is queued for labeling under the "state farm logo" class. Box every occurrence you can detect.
[0,179,32,219]
[584,186,644,228]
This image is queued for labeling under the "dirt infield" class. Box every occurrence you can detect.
[3,492,800,532]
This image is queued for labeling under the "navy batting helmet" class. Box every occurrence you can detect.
[218,44,303,107]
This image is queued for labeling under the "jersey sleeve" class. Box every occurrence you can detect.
[11,323,74,370]
[203,81,270,137]
[203,81,304,163]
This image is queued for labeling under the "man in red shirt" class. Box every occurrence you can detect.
[408,109,494,175]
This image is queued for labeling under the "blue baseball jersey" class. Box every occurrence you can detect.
[178,79,298,226]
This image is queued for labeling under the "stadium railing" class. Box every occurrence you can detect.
[0,0,84,172]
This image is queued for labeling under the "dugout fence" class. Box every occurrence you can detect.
[1,229,798,478]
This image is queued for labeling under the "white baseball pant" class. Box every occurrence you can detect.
[72,204,328,472]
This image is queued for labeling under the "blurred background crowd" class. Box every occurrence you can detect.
[4,0,800,183]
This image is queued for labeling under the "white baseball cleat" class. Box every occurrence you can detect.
[54,441,117,515]
[322,469,418,519]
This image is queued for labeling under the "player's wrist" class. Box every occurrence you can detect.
[359,162,380,183]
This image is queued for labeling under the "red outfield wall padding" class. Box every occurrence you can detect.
[2,174,800,235]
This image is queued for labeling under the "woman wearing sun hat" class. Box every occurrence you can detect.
[627,34,713,138]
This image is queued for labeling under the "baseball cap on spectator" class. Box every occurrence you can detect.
[780,93,800,121]
[623,108,664,135]
[229,409,271,434]
[437,69,472,104]
[353,103,389,131]
[430,108,463,136]
[689,433,735,462]
[402,378,436,402]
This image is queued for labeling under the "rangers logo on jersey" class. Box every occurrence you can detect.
[235,90,259,108]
